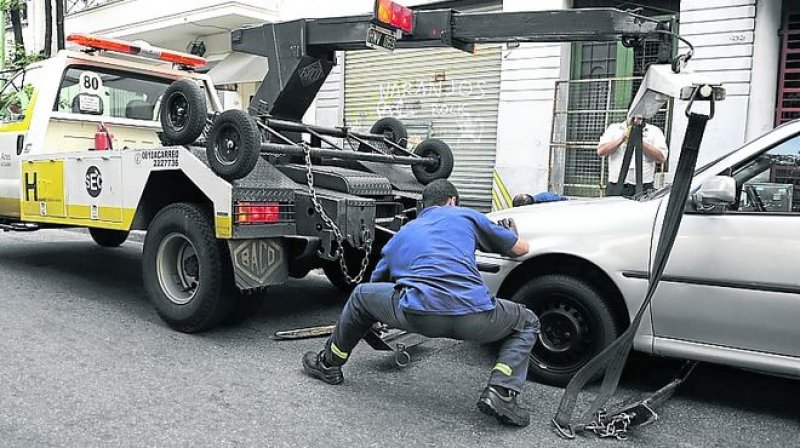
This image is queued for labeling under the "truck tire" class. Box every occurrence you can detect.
[360,117,408,153]
[143,203,230,333]
[160,79,207,146]
[322,242,380,294]
[511,274,621,387]
[89,228,129,247]
[206,109,261,181]
[411,138,454,185]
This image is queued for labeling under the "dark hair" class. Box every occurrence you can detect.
[421,179,459,207]
[512,193,534,207]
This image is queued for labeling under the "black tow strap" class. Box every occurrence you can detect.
[609,124,645,197]
[552,111,711,438]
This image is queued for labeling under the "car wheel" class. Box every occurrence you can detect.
[206,109,261,181]
[143,203,230,333]
[511,274,621,387]
[160,79,208,146]
[360,117,408,154]
[89,228,129,247]
[411,138,454,185]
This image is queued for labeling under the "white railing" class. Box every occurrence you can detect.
[65,0,121,15]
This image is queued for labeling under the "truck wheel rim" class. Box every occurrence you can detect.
[530,295,595,374]
[156,233,200,305]
[214,124,241,166]
[166,92,189,131]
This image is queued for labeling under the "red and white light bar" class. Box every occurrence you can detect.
[67,33,207,68]
[374,0,414,34]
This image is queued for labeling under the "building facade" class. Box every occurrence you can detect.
[12,0,795,211]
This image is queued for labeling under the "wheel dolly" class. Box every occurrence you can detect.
[275,322,428,368]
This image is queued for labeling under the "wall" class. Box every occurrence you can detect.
[670,0,757,169]
[492,0,571,202]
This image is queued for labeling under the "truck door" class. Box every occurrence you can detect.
[0,68,42,219]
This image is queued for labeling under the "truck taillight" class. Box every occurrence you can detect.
[235,202,282,224]
[375,0,414,34]
[67,33,207,68]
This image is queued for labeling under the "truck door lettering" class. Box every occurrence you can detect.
[24,172,38,201]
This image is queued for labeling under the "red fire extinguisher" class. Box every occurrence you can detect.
[94,123,114,151]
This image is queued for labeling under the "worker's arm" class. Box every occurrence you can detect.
[643,126,669,163]
[597,125,626,157]
[509,236,530,258]
[370,257,390,283]
[472,212,529,258]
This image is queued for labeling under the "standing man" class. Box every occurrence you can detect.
[302,179,539,427]
[597,115,669,197]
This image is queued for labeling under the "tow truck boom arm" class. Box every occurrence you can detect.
[231,7,673,121]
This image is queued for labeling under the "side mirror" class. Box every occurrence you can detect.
[692,175,736,212]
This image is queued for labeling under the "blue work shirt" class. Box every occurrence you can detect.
[370,205,518,315]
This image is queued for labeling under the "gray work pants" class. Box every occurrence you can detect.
[324,282,540,393]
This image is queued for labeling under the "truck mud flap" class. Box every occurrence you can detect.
[228,238,289,291]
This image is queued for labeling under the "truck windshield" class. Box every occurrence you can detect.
[55,66,174,121]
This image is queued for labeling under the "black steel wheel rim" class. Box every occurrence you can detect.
[167,92,189,131]
[422,150,441,173]
[529,293,598,374]
[215,124,241,166]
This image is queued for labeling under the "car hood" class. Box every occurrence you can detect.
[481,197,661,261]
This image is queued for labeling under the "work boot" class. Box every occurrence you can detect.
[302,351,344,385]
[477,386,530,427]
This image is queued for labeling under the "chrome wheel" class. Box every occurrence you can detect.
[156,233,200,305]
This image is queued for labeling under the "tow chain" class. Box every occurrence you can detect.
[583,409,634,441]
[301,143,373,284]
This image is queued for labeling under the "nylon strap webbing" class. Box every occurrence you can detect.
[553,112,710,432]
[608,124,644,196]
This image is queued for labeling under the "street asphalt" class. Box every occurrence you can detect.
[0,229,798,447]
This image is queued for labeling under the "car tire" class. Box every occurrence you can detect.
[160,79,208,146]
[511,274,621,387]
[411,138,454,185]
[143,203,230,333]
[360,117,408,153]
[206,109,261,181]
[89,228,129,247]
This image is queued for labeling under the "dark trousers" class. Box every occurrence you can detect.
[324,283,540,393]
[607,182,654,197]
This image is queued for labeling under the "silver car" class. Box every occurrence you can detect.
[478,120,800,386]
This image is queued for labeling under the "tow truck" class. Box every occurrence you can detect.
[0,0,717,336]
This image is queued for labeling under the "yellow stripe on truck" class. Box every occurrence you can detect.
[215,214,232,239]
[21,207,136,231]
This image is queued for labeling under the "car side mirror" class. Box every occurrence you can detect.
[692,175,736,213]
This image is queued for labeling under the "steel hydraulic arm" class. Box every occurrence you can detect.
[230,7,673,121]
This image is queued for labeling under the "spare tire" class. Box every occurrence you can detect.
[160,79,207,146]
[411,138,454,185]
[359,117,408,153]
[206,109,261,181]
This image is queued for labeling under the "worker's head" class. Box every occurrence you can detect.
[421,179,459,208]
[512,194,535,207]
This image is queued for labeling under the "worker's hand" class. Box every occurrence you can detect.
[623,126,632,142]
[497,218,518,236]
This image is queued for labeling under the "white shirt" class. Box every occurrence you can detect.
[599,122,668,185]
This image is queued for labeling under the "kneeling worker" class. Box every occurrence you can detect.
[303,179,539,426]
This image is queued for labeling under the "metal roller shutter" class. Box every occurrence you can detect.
[344,45,501,211]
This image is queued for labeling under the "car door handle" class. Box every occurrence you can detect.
[16,135,24,156]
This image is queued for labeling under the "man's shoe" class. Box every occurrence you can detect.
[302,351,344,385]
[477,386,530,427]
